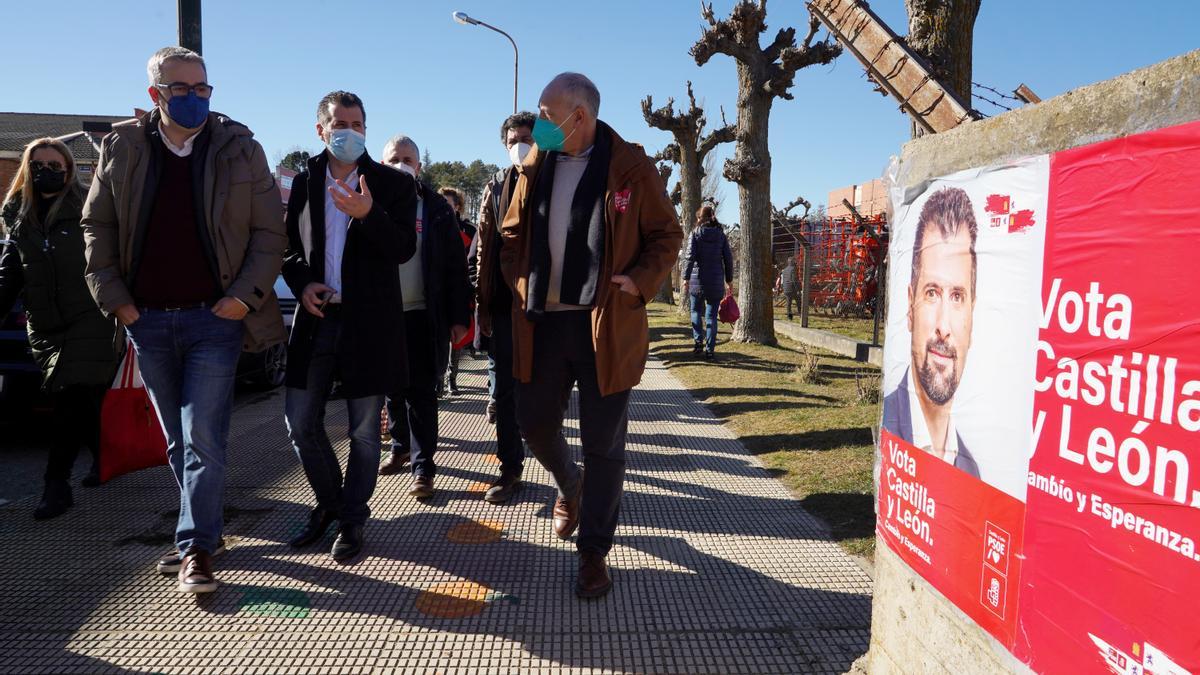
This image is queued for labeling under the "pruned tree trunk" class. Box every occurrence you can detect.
[692,0,841,344]
[642,83,734,315]
[905,0,982,136]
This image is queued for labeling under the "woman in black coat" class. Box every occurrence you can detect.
[682,204,733,359]
[0,138,118,519]
[438,187,475,394]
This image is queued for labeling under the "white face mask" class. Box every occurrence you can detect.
[389,161,417,178]
[508,142,532,166]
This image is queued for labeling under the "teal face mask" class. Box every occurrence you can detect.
[532,114,577,152]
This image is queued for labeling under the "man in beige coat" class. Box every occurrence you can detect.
[82,47,286,594]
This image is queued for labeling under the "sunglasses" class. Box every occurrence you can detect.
[30,160,65,172]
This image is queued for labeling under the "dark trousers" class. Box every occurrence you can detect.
[786,293,798,319]
[516,310,630,555]
[387,310,439,478]
[285,311,385,525]
[46,384,106,482]
[487,305,524,473]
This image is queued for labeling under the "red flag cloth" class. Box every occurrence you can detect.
[718,293,740,324]
[98,342,167,482]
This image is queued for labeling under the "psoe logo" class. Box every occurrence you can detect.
[984,193,1036,233]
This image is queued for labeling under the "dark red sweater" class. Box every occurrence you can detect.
[132,147,221,308]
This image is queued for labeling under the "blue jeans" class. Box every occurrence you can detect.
[286,313,385,526]
[125,308,244,556]
[487,306,524,473]
[690,294,719,353]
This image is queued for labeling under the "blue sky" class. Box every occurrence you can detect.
[2,1,1196,222]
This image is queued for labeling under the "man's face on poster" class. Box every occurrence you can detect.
[908,225,975,407]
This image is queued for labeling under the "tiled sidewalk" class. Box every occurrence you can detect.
[0,356,872,674]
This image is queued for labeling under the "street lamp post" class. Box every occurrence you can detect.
[452,11,518,114]
[178,0,202,54]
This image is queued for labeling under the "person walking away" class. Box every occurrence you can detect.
[374,136,469,501]
[0,138,117,519]
[438,186,474,395]
[476,111,535,503]
[779,256,799,320]
[682,204,733,360]
[500,73,681,597]
[82,47,287,593]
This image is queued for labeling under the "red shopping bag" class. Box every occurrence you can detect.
[98,343,168,482]
[718,292,740,324]
[452,314,476,350]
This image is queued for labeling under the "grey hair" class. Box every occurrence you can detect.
[382,134,420,162]
[146,46,206,85]
[547,72,600,117]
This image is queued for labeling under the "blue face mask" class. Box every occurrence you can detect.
[532,114,577,153]
[326,128,366,164]
[164,91,210,130]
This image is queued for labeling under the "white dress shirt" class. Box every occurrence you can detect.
[906,366,960,464]
[323,167,359,303]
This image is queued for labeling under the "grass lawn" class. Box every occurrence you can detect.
[780,313,881,344]
[648,302,879,560]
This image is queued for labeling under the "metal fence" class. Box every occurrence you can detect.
[773,214,889,344]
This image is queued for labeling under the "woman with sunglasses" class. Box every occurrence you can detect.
[0,138,117,519]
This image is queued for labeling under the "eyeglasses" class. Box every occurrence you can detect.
[155,82,214,99]
[30,160,65,172]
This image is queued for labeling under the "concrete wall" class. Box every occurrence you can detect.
[868,49,1200,673]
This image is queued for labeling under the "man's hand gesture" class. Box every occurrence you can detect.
[329,175,373,220]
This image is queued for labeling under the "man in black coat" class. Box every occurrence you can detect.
[281,92,418,562]
[375,135,471,500]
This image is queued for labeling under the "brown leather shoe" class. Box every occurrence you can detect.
[552,474,583,540]
[178,548,218,594]
[575,551,612,598]
[378,449,408,476]
[408,475,435,499]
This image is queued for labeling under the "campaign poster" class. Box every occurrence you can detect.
[877,120,1200,672]
[879,156,1048,645]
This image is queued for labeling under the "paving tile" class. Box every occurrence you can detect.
[0,357,872,673]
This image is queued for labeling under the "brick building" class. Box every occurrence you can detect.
[0,111,139,194]
[827,178,887,219]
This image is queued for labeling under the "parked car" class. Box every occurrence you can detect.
[0,277,297,399]
[0,299,48,414]
[235,276,296,389]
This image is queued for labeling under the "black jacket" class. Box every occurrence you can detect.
[412,181,472,383]
[684,222,733,302]
[0,190,118,392]
[282,151,418,397]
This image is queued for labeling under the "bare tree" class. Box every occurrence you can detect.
[642,82,735,308]
[693,0,840,344]
[905,0,982,136]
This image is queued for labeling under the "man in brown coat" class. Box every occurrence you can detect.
[500,72,681,598]
[82,47,286,594]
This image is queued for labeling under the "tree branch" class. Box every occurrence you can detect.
[767,17,842,100]
[641,94,692,134]
[698,120,736,159]
[691,0,766,68]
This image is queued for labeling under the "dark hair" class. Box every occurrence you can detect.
[911,187,978,298]
[500,111,537,143]
[696,204,715,223]
[317,91,366,127]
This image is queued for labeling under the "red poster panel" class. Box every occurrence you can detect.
[878,429,1026,645]
[1018,120,1200,674]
